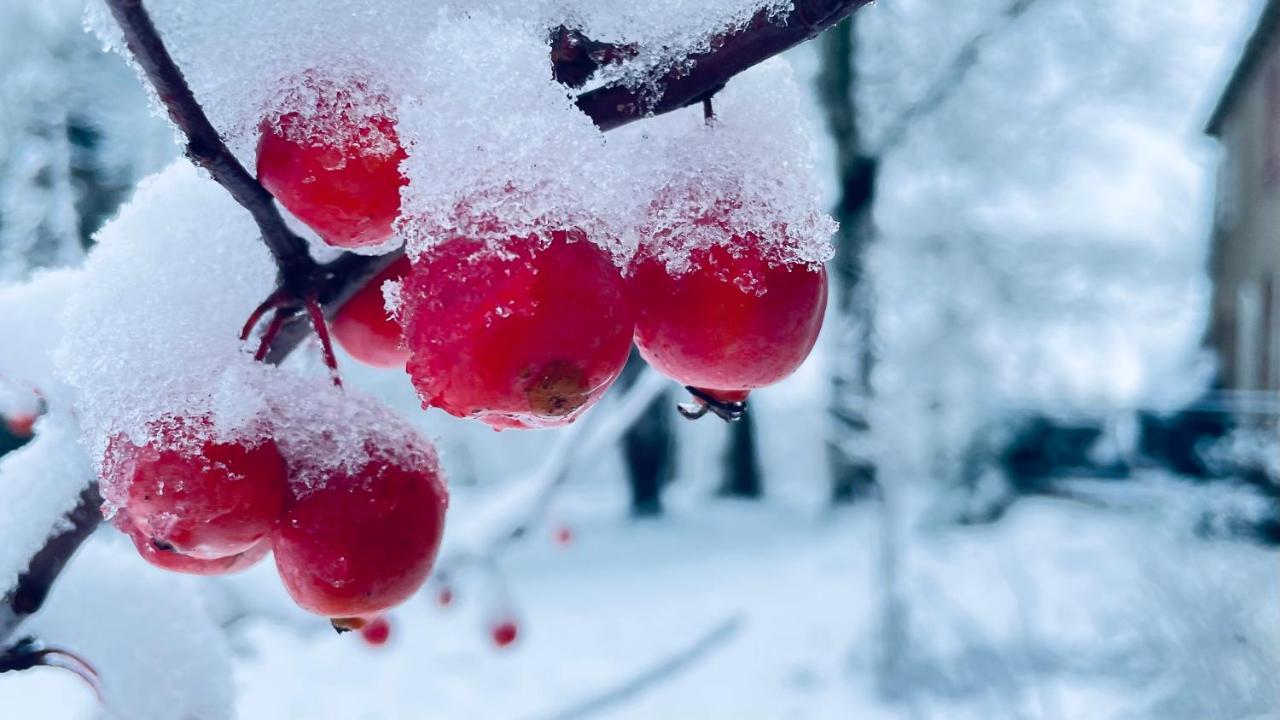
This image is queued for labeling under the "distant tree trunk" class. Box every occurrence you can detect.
[718,412,763,498]
[620,352,675,517]
[817,17,880,504]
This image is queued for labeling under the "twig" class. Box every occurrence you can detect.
[877,0,1042,153]
[0,483,102,642]
[535,615,744,720]
[102,0,317,296]
[577,0,872,131]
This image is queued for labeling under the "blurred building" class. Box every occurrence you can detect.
[1207,0,1280,392]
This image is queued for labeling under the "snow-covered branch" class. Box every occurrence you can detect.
[538,614,744,720]
[577,0,873,130]
[102,0,316,292]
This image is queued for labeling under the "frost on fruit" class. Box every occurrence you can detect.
[616,59,837,277]
[54,160,278,484]
[269,381,448,618]
[397,13,625,264]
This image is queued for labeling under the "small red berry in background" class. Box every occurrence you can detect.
[359,616,392,647]
[490,619,519,649]
[271,443,448,619]
[4,413,36,438]
[102,417,287,560]
[401,231,634,430]
[256,77,407,249]
[436,586,455,608]
[332,255,412,368]
[554,525,573,547]
[630,240,827,407]
[119,520,270,575]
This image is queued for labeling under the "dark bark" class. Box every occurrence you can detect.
[577,0,874,131]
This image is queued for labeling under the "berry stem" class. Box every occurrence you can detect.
[252,309,289,362]
[305,297,343,387]
[678,386,746,423]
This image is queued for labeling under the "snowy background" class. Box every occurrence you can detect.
[2,0,1278,718]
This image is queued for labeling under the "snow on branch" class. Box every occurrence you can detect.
[577,0,872,131]
[102,0,316,293]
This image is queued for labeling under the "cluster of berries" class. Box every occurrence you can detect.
[257,79,828,428]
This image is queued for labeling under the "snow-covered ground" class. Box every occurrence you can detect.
[6,475,1276,719]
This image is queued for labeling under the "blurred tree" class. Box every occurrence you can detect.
[620,352,676,516]
[817,16,881,505]
[718,413,763,498]
[0,0,171,283]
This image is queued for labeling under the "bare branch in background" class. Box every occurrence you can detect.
[538,615,744,720]
[878,0,1043,153]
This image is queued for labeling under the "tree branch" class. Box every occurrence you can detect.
[0,483,101,642]
[577,0,873,131]
[537,615,744,720]
[102,0,318,296]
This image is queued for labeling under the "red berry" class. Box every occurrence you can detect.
[4,413,36,438]
[359,616,392,647]
[436,586,454,608]
[102,417,287,559]
[554,525,573,547]
[630,241,827,403]
[332,256,411,368]
[119,518,269,575]
[256,81,407,249]
[401,231,634,430]
[490,620,519,649]
[271,444,448,618]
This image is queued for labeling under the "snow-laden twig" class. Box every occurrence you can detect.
[102,0,314,291]
[877,0,1044,153]
[536,615,744,720]
[436,368,670,573]
[0,415,97,643]
[577,0,873,130]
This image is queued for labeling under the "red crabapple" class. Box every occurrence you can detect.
[119,518,269,575]
[401,231,634,430]
[4,413,36,438]
[271,444,448,620]
[256,80,407,249]
[360,616,392,647]
[102,417,287,559]
[490,619,519,649]
[554,525,573,547]
[630,240,827,409]
[332,255,411,368]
